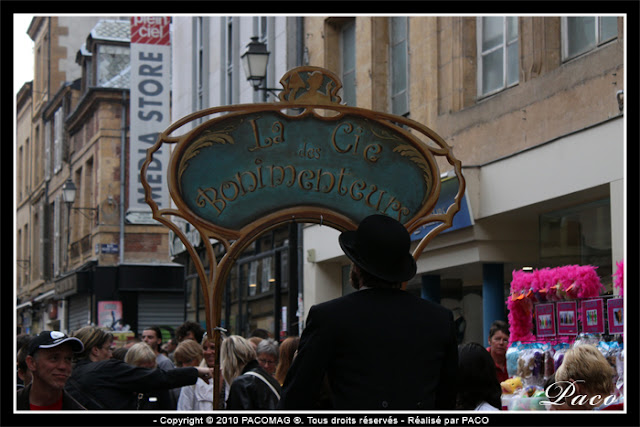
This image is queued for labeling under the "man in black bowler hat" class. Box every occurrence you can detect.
[278,214,458,409]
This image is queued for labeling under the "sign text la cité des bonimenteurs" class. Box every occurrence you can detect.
[172,110,436,233]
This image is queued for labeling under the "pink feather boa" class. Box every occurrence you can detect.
[507,265,604,342]
[613,260,624,297]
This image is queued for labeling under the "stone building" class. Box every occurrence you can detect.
[300,16,625,344]
[16,18,184,337]
[16,16,102,334]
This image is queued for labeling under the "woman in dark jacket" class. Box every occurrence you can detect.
[65,326,214,410]
[221,335,281,409]
[456,342,502,411]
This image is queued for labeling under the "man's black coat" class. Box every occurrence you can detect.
[278,287,458,410]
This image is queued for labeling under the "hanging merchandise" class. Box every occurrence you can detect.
[613,259,624,297]
[502,264,624,411]
[507,265,605,342]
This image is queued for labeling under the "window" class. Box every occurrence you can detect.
[563,16,618,61]
[226,17,234,105]
[341,20,356,106]
[540,199,612,285]
[19,146,24,200]
[254,16,270,102]
[196,17,204,114]
[84,57,93,89]
[390,17,409,116]
[478,16,519,97]
[17,229,23,288]
[96,44,130,87]
[45,120,51,181]
[54,108,63,174]
[34,126,41,184]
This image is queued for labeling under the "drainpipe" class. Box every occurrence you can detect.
[47,18,51,98]
[120,90,127,264]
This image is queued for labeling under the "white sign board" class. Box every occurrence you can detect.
[128,17,171,221]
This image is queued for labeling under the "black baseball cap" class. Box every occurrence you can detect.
[27,331,84,356]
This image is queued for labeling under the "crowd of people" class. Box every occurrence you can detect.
[16,321,290,411]
[15,215,621,412]
[16,324,620,412]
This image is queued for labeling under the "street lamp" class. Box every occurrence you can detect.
[62,178,98,220]
[241,37,280,97]
[62,178,77,204]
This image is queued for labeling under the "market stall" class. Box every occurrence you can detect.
[500,262,624,411]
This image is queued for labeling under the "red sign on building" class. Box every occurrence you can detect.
[130,17,171,45]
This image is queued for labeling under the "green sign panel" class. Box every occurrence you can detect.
[172,110,437,232]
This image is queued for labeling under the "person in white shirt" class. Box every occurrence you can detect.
[175,339,212,411]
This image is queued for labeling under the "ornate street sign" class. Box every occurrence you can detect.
[140,66,465,408]
[172,109,437,238]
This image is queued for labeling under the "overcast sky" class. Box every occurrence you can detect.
[14,14,35,97]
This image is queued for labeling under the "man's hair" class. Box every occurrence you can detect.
[256,338,279,361]
[17,345,30,372]
[144,326,164,344]
[72,326,114,360]
[351,263,401,289]
[176,321,205,343]
[124,342,157,368]
[488,320,509,339]
[17,334,32,352]
[249,328,270,339]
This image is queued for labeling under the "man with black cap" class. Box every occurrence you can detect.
[17,331,87,410]
[278,214,458,410]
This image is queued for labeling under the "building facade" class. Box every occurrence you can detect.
[17,15,625,347]
[16,17,185,338]
[170,16,305,339]
[300,16,625,344]
[16,16,103,335]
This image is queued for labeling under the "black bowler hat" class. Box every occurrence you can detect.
[339,214,417,283]
[27,330,84,356]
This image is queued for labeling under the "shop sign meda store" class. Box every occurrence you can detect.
[128,17,171,224]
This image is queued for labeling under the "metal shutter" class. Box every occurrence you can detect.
[137,293,184,332]
[67,295,90,334]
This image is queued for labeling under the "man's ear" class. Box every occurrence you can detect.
[25,354,36,371]
[91,346,100,358]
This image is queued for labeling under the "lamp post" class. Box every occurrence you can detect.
[62,178,77,205]
[62,178,98,220]
[62,178,98,268]
[62,178,76,269]
[241,37,280,98]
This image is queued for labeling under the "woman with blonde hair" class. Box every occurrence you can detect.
[65,326,214,410]
[551,344,618,410]
[124,342,171,409]
[221,335,281,409]
[176,339,211,411]
[174,339,204,368]
[124,342,157,369]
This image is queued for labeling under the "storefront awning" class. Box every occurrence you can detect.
[16,301,33,310]
[33,289,56,302]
